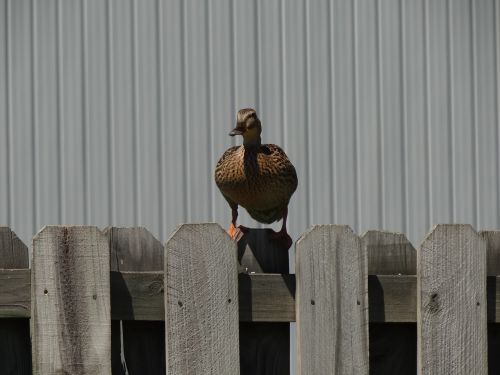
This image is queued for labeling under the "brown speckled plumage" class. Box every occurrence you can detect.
[215,110,297,224]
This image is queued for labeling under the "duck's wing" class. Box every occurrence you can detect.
[264,144,298,197]
[214,146,240,209]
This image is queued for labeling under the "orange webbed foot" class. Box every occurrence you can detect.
[227,224,247,242]
[227,223,238,239]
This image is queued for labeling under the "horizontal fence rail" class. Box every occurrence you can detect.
[0,224,498,374]
[3,271,500,323]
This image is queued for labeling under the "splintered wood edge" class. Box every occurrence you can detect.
[2,270,500,323]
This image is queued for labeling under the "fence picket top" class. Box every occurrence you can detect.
[479,231,500,276]
[105,227,164,272]
[32,226,111,375]
[0,227,28,269]
[296,225,369,375]
[362,230,416,275]
[165,223,239,375]
[418,224,487,375]
[237,228,289,274]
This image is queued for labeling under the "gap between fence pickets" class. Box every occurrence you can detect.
[0,226,499,324]
[0,227,31,374]
[2,225,496,374]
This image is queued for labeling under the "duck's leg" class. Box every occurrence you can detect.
[227,206,249,240]
[271,207,293,250]
[227,206,239,239]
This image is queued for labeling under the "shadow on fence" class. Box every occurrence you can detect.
[1,224,500,374]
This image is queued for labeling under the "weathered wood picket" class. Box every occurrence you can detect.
[0,223,498,374]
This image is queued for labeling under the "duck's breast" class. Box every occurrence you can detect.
[215,145,297,210]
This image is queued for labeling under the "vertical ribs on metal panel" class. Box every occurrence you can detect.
[295,225,368,374]
[0,227,31,374]
[418,225,487,374]
[32,226,111,374]
[165,223,239,374]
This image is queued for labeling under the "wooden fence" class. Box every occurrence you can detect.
[0,223,499,374]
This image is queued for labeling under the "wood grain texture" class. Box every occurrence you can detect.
[105,227,165,375]
[296,225,369,375]
[480,230,500,276]
[363,230,416,275]
[238,273,294,322]
[32,226,111,375]
[0,228,31,374]
[7,270,500,323]
[165,223,239,374]
[0,269,30,318]
[106,227,164,272]
[0,271,422,322]
[110,271,164,321]
[0,227,28,269]
[418,225,487,375]
[369,275,417,322]
[238,229,290,375]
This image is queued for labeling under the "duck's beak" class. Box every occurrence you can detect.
[229,126,245,136]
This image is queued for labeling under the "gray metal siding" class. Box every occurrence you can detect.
[1,0,499,250]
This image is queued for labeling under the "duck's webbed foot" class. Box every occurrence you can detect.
[227,223,239,240]
[227,206,248,241]
[270,207,292,250]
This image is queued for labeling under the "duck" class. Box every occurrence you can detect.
[214,108,298,249]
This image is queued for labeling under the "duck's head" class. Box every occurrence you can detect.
[230,108,262,145]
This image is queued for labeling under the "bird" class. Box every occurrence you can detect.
[214,108,298,249]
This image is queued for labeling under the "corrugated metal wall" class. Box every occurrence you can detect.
[1,0,499,250]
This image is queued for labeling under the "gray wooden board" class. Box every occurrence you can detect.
[0,228,30,374]
[165,223,239,374]
[7,269,500,323]
[364,230,417,375]
[0,269,31,318]
[295,225,369,375]
[31,226,111,374]
[363,230,416,274]
[237,229,290,375]
[238,273,295,322]
[105,227,165,375]
[418,225,487,375]
[107,227,164,272]
[480,231,500,276]
[110,271,164,321]
[0,227,29,269]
